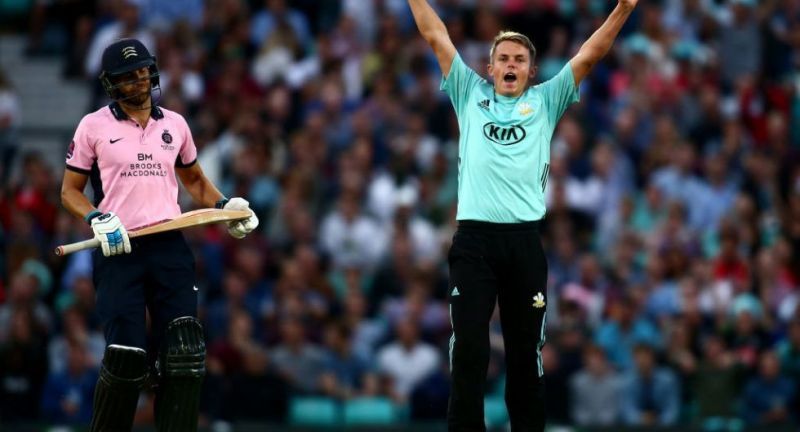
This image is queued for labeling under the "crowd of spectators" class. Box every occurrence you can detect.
[1,0,800,429]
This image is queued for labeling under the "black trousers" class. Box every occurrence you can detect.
[93,231,198,362]
[447,220,547,432]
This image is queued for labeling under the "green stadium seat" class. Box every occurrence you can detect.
[342,397,397,425]
[288,396,340,427]
[483,396,509,429]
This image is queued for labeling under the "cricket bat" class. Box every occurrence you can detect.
[54,208,251,256]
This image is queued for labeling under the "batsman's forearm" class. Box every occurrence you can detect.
[408,0,448,42]
[61,187,97,220]
[186,178,224,208]
[177,164,225,208]
[578,3,634,63]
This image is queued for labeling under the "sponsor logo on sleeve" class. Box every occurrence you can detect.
[66,140,75,159]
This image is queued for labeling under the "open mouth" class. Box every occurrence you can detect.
[503,72,517,83]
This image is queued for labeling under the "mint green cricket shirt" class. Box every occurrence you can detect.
[441,54,580,222]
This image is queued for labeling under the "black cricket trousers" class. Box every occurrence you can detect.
[447,220,547,432]
[93,231,198,362]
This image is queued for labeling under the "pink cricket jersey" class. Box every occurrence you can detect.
[65,103,197,230]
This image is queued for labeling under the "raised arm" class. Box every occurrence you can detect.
[569,0,638,86]
[408,0,457,77]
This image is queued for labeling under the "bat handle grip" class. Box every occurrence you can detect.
[55,238,101,256]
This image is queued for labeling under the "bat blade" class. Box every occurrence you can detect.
[130,209,250,237]
[54,209,251,256]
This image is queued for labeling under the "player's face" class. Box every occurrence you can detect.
[114,66,151,106]
[488,41,535,97]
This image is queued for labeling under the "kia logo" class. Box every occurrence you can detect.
[483,123,526,145]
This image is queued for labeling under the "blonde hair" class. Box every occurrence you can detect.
[489,31,536,63]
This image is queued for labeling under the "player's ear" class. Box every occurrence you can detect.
[529,64,538,82]
[487,62,494,76]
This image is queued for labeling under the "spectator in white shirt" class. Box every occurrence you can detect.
[320,191,387,271]
[377,318,440,404]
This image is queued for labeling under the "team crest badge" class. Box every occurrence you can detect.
[518,102,533,116]
[532,292,545,308]
[161,130,174,150]
[122,46,138,59]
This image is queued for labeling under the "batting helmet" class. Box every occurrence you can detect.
[99,38,160,101]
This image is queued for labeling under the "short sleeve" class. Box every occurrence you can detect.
[65,117,96,175]
[440,53,483,118]
[175,116,197,168]
[538,62,580,125]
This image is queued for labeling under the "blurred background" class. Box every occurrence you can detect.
[0,0,799,431]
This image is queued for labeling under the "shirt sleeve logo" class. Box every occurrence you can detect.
[66,140,75,160]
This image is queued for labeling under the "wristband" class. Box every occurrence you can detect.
[214,197,230,209]
[84,210,102,225]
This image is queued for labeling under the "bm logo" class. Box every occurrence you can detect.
[483,123,526,145]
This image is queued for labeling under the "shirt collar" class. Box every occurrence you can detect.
[108,102,164,121]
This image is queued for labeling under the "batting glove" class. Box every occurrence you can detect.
[89,212,132,257]
[223,197,259,239]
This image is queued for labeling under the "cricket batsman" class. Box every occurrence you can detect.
[60,38,258,431]
[406,0,638,430]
